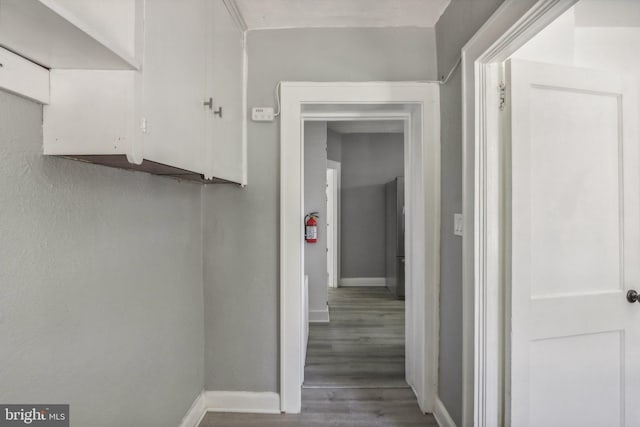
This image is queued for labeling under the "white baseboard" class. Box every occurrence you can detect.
[309,308,330,323]
[434,396,457,427]
[179,391,281,426]
[339,277,387,287]
[179,391,207,427]
[205,391,281,414]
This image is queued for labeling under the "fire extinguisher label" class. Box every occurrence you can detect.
[305,226,317,241]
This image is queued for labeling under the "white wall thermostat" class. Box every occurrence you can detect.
[252,107,275,122]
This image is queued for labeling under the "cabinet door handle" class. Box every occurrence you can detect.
[203,98,222,117]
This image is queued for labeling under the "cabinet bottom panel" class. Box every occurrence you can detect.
[55,155,238,184]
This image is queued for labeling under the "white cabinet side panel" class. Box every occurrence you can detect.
[44,70,135,156]
[0,0,138,69]
[51,0,139,60]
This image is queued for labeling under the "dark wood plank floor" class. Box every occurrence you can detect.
[200,287,436,426]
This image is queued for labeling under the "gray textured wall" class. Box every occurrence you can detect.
[0,91,204,427]
[327,129,342,162]
[304,121,328,313]
[202,27,437,392]
[437,65,464,426]
[341,133,404,278]
[435,0,506,79]
[435,1,506,425]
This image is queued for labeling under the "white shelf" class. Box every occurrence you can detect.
[0,47,50,104]
[0,0,140,70]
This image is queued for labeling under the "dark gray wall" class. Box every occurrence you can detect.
[202,27,437,392]
[327,129,342,162]
[341,133,404,278]
[0,91,204,427]
[304,121,328,313]
[435,1,505,425]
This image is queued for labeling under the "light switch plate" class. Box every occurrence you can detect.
[252,107,274,122]
[454,213,463,236]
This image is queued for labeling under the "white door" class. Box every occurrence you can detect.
[507,59,640,427]
[326,168,335,287]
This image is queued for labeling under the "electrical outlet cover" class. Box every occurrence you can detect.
[454,213,463,236]
[252,107,274,122]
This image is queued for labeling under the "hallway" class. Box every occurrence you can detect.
[305,287,407,388]
[200,287,435,426]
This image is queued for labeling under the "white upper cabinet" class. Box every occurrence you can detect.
[206,0,247,184]
[9,0,246,185]
[141,0,209,175]
[0,0,141,69]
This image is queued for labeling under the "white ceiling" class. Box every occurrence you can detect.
[233,0,451,30]
[328,120,404,135]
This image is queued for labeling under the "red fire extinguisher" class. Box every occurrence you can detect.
[305,212,319,243]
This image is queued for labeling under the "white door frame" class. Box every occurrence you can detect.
[462,1,579,426]
[326,160,341,288]
[280,82,440,414]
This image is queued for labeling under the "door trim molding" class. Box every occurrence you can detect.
[280,82,440,414]
[326,160,341,288]
[461,1,579,425]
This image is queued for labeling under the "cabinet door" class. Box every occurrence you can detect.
[142,0,208,173]
[205,0,246,184]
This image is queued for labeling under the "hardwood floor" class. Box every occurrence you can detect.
[305,286,406,388]
[198,388,436,426]
[199,287,436,426]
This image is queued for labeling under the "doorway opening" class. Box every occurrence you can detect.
[279,82,440,415]
[468,0,640,425]
[303,119,407,394]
